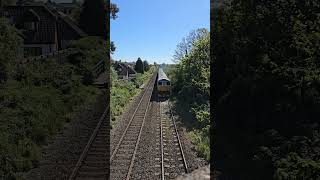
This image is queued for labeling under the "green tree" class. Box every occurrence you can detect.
[172,29,210,99]
[79,0,107,39]
[110,3,119,19]
[0,18,22,84]
[110,41,116,54]
[110,2,118,60]
[213,0,320,179]
[170,29,210,160]
[173,28,209,63]
[143,60,150,72]
[134,57,144,74]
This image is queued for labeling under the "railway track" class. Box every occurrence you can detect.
[110,73,157,180]
[68,102,110,180]
[158,99,188,179]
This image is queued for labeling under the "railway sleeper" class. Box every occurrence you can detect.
[84,155,107,161]
[87,151,106,156]
[126,129,140,133]
[117,148,134,153]
[129,124,143,128]
[96,132,109,136]
[79,166,108,172]
[110,165,129,170]
[88,147,108,152]
[82,161,108,167]
[114,153,132,158]
[76,177,106,180]
[120,144,136,148]
[111,159,131,163]
[121,140,137,145]
[77,171,108,178]
[110,172,128,180]
[93,139,107,144]
[91,144,108,149]
[123,136,138,141]
[134,113,148,117]
[126,128,140,131]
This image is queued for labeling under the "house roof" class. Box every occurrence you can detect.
[2,5,57,44]
[47,6,86,37]
[1,4,86,44]
[113,61,137,76]
[24,9,40,21]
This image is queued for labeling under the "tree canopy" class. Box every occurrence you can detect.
[110,3,119,20]
[143,60,150,72]
[213,0,320,179]
[79,0,107,39]
[135,57,144,74]
[173,28,209,63]
[110,2,118,57]
[0,18,22,84]
[169,28,210,160]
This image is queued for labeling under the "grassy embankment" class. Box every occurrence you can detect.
[164,29,210,161]
[165,65,210,162]
[110,65,155,127]
[0,33,106,178]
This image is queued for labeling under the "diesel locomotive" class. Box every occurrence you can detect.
[157,68,171,97]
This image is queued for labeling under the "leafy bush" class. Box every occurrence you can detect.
[274,153,320,180]
[168,29,210,161]
[0,30,103,178]
[134,58,144,74]
[188,126,210,160]
[70,36,108,81]
[0,18,22,84]
[213,0,320,179]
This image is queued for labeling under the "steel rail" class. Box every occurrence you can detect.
[110,73,155,161]
[160,99,165,180]
[168,101,189,174]
[68,102,109,180]
[126,101,152,180]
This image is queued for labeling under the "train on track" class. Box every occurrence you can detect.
[157,68,171,97]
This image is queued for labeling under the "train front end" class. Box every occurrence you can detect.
[157,68,171,98]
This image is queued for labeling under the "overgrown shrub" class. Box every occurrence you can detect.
[213,0,320,179]
[168,29,210,161]
[0,31,103,178]
[0,18,22,84]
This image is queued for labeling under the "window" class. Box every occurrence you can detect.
[167,81,170,85]
[24,22,35,31]
[158,82,162,85]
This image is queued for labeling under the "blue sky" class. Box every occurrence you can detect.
[111,0,210,64]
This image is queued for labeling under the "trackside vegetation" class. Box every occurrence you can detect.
[213,0,320,179]
[165,28,210,161]
[110,65,154,127]
[0,18,106,178]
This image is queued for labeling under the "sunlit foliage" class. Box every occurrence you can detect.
[169,28,210,160]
